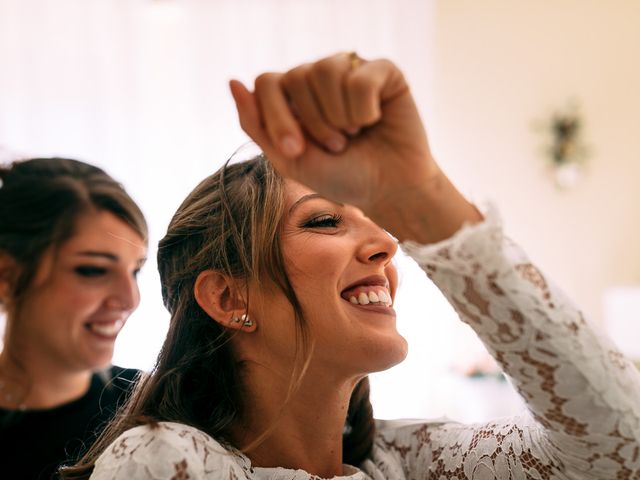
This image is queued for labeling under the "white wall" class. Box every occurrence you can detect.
[430,0,640,325]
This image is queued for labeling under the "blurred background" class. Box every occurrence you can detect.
[1,0,639,423]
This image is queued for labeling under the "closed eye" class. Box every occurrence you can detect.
[301,213,343,229]
[75,266,108,278]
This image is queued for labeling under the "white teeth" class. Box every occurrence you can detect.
[348,289,392,306]
[358,292,370,305]
[378,290,390,304]
[88,321,123,337]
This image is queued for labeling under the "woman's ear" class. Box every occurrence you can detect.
[194,270,256,332]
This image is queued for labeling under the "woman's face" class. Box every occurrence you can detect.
[9,210,147,372]
[248,180,408,380]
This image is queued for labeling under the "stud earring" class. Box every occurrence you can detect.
[241,314,253,327]
[231,314,241,324]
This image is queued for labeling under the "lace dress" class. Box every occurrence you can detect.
[90,208,640,479]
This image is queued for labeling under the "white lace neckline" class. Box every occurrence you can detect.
[252,464,364,480]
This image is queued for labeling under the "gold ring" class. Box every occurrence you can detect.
[348,51,362,71]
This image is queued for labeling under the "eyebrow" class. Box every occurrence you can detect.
[288,193,343,215]
[75,251,119,262]
[74,251,148,267]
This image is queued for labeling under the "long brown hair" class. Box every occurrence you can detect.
[62,155,374,478]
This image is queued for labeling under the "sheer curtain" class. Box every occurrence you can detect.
[0,0,519,421]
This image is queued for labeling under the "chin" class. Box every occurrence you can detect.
[361,333,409,374]
[82,352,115,371]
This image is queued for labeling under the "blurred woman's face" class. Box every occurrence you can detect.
[10,210,147,372]
[248,180,407,380]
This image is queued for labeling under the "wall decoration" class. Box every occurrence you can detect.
[542,102,590,189]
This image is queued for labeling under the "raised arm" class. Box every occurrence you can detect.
[386,207,640,478]
[231,52,640,479]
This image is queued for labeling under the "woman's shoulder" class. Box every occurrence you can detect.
[92,422,249,479]
[373,414,539,446]
[374,416,463,445]
[370,414,563,479]
[103,420,216,442]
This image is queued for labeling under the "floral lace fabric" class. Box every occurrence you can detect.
[90,207,640,480]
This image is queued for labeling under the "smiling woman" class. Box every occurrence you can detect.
[0,158,148,479]
[65,53,640,480]
[277,181,407,375]
[19,211,146,366]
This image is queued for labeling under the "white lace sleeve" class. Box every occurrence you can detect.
[89,422,249,479]
[381,205,640,479]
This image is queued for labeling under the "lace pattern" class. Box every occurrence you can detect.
[90,206,640,479]
[400,204,640,479]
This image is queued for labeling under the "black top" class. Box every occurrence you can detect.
[0,366,139,480]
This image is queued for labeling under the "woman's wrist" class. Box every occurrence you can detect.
[368,170,483,244]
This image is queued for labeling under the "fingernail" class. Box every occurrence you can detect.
[327,136,347,153]
[345,127,360,136]
[281,135,302,157]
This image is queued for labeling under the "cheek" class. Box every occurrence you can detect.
[285,240,347,294]
[36,278,105,319]
[248,287,300,362]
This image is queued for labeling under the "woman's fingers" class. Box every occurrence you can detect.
[253,72,305,158]
[232,54,410,165]
[307,54,353,132]
[281,54,406,145]
[229,79,295,176]
[345,62,383,127]
[229,79,269,146]
[282,64,347,153]
[345,59,406,126]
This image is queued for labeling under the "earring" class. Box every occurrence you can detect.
[241,313,253,328]
[230,315,241,324]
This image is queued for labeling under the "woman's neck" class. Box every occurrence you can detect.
[0,344,92,410]
[231,366,360,477]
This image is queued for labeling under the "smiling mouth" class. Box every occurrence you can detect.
[343,294,396,317]
[340,275,395,313]
[345,289,392,307]
[85,320,125,338]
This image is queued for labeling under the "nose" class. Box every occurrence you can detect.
[356,216,398,265]
[106,271,140,312]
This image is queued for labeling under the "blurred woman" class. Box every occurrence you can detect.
[0,158,148,479]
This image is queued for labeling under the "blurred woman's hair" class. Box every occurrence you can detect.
[61,154,374,479]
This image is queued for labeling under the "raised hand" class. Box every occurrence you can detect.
[230,53,440,208]
[230,52,481,243]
